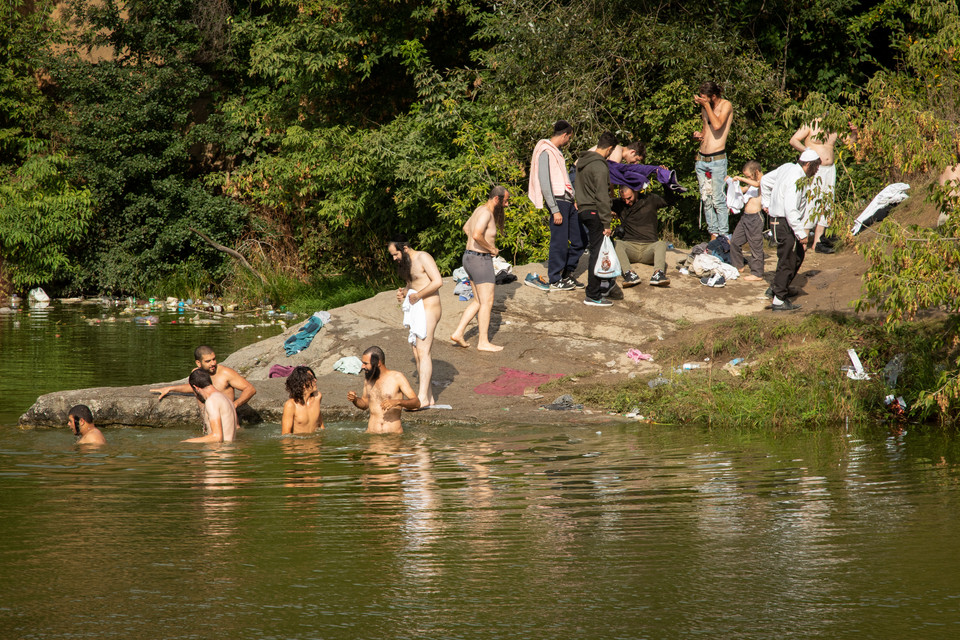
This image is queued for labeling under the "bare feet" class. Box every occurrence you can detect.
[477,343,503,352]
[743,275,763,282]
[450,335,469,348]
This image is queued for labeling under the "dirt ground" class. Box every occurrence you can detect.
[20,235,875,429]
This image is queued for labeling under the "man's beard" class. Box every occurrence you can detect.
[397,251,413,284]
[364,356,381,383]
[492,198,505,230]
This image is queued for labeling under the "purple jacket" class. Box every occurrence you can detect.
[607,162,688,193]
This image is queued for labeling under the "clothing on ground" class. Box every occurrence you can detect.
[284,314,325,356]
[473,367,565,396]
[269,365,296,378]
[333,356,363,376]
[402,290,427,346]
[851,183,910,235]
[691,254,740,281]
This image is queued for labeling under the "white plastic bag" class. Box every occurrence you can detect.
[593,235,622,278]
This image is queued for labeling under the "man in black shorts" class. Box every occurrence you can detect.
[450,186,508,352]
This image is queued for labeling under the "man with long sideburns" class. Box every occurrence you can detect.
[693,81,733,240]
[450,186,508,352]
[389,237,443,407]
[527,120,584,292]
[347,346,420,434]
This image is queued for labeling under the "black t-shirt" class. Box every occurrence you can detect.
[612,194,667,243]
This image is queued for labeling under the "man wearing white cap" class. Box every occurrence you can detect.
[766,148,822,311]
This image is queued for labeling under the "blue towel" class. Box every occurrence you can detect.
[284,315,324,356]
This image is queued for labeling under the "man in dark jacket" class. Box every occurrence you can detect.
[574,131,619,306]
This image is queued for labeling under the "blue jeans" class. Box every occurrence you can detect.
[547,200,587,284]
[695,156,729,236]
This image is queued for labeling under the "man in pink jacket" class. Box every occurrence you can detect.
[527,120,586,292]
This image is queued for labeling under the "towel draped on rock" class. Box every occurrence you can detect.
[284,314,325,356]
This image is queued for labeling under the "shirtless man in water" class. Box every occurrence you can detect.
[67,404,106,446]
[281,366,324,434]
[389,238,443,407]
[152,345,256,410]
[790,119,840,253]
[347,346,420,434]
[450,185,508,352]
[693,81,733,239]
[182,369,238,443]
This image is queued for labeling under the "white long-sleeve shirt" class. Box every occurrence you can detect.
[768,163,811,240]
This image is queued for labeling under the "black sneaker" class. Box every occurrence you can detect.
[649,269,670,286]
[764,286,773,298]
[622,271,642,287]
[549,279,576,291]
[700,273,726,288]
[772,300,802,311]
[583,297,613,307]
[815,244,836,254]
[604,283,624,300]
[563,276,585,289]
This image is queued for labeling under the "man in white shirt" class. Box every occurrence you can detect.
[766,149,822,311]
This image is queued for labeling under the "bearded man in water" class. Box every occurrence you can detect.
[346,346,420,434]
[389,237,443,407]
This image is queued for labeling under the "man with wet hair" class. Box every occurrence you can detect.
[67,404,106,445]
[450,186,508,351]
[151,345,256,409]
[693,81,733,240]
[182,369,238,443]
[281,366,324,434]
[346,346,420,434]
[389,237,443,407]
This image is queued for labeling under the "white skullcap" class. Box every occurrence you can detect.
[799,148,821,163]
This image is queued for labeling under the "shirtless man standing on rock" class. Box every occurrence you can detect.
[182,369,238,443]
[450,185,508,352]
[790,119,839,253]
[281,366,324,434]
[151,345,257,410]
[693,81,733,240]
[347,346,420,434]
[389,238,443,407]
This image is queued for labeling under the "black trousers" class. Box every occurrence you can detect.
[772,220,805,300]
[580,210,605,300]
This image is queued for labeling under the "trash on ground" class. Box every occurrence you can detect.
[540,394,584,411]
[627,349,653,362]
[883,353,906,389]
[648,376,671,389]
[885,394,908,418]
[846,349,871,380]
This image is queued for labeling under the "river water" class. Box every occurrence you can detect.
[3,305,960,639]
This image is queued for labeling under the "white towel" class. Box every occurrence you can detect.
[402,290,427,345]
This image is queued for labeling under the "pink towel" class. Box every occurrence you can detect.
[474,367,564,396]
[269,364,296,378]
[527,139,573,210]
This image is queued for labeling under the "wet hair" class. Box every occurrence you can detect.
[388,237,413,283]
[68,404,94,426]
[194,345,215,362]
[362,345,386,383]
[553,120,573,135]
[488,185,508,230]
[742,160,761,176]
[699,81,722,98]
[189,369,214,390]
[286,366,316,404]
[597,131,619,150]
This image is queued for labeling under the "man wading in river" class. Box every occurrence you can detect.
[346,346,420,434]
[67,404,106,446]
[182,369,238,443]
[151,345,257,410]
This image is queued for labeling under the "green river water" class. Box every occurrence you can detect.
[3,304,960,639]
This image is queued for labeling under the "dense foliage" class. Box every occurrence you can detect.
[1,0,958,418]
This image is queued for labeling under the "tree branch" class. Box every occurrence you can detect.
[189,227,267,285]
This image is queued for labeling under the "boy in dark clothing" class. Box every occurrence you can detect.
[574,131,619,306]
[611,187,671,287]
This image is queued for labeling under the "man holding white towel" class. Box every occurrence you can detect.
[389,238,443,408]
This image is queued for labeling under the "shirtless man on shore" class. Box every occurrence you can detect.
[347,346,420,434]
[67,404,106,446]
[151,345,256,410]
[281,366,324,434]
[450,186,508,352]
[389,238,443,407]
[693,81,733,239]
[182,369,238,443]
[937,149,960,227]
[790,119,839,252]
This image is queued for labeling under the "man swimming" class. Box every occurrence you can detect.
[182,369,238,443]
[281,366,325,434]
[151,345,256,409]
[67,404,106,445]
[389,237,443,407]
[346,346,420,434]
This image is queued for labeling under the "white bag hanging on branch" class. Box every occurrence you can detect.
[593,235,622,278]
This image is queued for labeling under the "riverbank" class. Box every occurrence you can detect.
[25,241,943,430]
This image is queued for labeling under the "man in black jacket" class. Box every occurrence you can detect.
[574,131,619,307]
[611,187,671,287]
